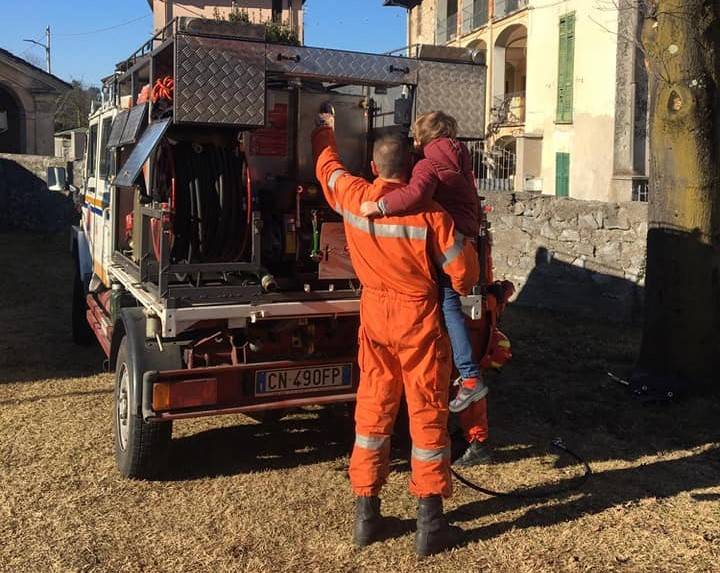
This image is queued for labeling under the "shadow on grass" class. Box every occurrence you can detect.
[451,446,720,544]
[165,409,357,480]
[0,387,112,406]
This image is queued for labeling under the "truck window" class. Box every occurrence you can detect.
[99,117,113,178]
[87,123,98,178]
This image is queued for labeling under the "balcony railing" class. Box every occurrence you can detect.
[466,140,516,192]
[436,12,458,44]
[494,0,529,20]
[491,91,526,125]
[462,1,490,35]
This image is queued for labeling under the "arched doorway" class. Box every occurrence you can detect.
[0,84,23,154]
[492,24,527,125]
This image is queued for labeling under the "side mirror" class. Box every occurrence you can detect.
[47,166,68,192]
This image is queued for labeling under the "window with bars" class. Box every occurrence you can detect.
[556,12,576,123]
[462,0,489,34]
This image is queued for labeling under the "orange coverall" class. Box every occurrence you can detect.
[313,127,480,498]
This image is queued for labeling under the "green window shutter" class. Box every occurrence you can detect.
[556,152,570,198]
[556,13,576,123]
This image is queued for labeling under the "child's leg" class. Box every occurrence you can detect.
[439,279,489,413]
[438,281,483,381]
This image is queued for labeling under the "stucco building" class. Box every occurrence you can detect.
[148,0,304,42]
[0,48,70,156]
[386,0,649,202]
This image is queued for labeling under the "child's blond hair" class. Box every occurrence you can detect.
[414,111,459,148]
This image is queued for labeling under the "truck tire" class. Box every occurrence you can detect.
[71,268,94,345]
[114,337,172,479]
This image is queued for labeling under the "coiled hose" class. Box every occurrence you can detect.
[171,142,251,264]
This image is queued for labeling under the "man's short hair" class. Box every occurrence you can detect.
[373,134,411,180]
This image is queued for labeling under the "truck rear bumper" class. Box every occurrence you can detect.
[141,359,358,421]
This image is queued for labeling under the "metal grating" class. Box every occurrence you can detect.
[115,118,172,188]
[174,35,266,126]
[266,45,419,85]
[415,61,486,139]
[107,110,130,149]
[119,103,148,146]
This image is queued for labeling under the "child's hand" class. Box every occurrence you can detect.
[360,201,382,218]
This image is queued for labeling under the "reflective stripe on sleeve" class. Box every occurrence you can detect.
[355,434,389,450]
[411,445,451,463]
[328,169,347,191]
[437,231,466,269]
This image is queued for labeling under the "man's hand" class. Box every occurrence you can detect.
[360,201,382,218]
[315,112,335,130]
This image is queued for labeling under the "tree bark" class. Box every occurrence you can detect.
[637,0,720,390]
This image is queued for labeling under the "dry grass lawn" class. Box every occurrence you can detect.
[1,233,719,573]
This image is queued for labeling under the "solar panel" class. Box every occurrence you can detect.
[118,103,148,146]
[107,110,130,149]
[114,118,172,188]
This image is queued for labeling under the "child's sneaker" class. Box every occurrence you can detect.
[449,377,488,413]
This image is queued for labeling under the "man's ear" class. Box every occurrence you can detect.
[371,161,379,177]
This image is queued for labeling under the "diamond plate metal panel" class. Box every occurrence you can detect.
[107,110,129,149]
[266,45,419,86]
[416,62,486,139]
[175,35,266,126]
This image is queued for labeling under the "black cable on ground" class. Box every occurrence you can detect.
[451,438,592,499]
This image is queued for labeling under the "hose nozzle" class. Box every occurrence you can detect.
[261,274,278,293]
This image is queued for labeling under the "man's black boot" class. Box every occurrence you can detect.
[454,441,493,467]
[415,495,464,557]
[353,496,383,547]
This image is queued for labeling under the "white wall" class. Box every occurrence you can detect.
[525,0,618,200]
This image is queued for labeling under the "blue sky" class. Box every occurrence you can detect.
[0,1,407,86]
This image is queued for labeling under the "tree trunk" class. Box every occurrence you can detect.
[637,0,720,391]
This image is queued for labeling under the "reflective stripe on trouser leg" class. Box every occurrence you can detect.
[410,444,452,498]
[350,434,391,497]
[459,396,489,443]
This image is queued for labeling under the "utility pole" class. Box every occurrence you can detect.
[23,26,52,74]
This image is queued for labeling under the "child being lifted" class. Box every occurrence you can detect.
[360,111,488,414]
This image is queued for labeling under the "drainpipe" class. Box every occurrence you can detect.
[487,0,495,147]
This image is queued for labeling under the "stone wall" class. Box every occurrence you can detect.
[0,153,78,233]
[485,192,648,322]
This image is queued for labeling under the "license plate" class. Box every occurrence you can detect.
[255,364,353,396]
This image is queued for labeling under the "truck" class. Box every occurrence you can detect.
[71,16,502,479]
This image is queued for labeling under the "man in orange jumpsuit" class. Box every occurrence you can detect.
[313,114,479,557]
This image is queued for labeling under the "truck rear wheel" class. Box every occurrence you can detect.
[114,337,172,479]
[71,268,94,345]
